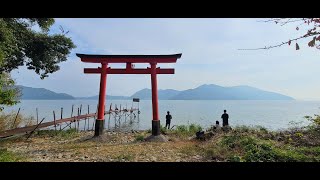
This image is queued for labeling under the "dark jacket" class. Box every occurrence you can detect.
[221,113,229,126]
[166,114,172,123]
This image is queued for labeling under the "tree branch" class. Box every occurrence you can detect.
[239,18,320,51]
[238,32,320,50]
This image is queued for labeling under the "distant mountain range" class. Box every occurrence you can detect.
[77,95,129,100]
[17,84,294,100]
[17,85,75,100]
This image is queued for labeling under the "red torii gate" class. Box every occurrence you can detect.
[76,53,182,137]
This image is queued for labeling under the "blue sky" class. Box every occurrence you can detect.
[11,18,320,100]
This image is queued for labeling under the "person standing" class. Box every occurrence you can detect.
[221,110,229,127]
[165,111,172,129]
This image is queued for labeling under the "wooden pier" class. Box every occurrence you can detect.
[0,108,139,138]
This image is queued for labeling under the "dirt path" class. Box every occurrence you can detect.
[2,131,204,162]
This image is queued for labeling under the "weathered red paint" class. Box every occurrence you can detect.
[97,63,108,120]
[84,67,174,74]
[150,63,159,120]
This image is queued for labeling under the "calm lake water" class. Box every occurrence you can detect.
[4,100,320,131]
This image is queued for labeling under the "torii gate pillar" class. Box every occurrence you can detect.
[95,63,108,136]
[150,62,160,135]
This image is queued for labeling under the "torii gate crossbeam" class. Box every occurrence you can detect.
[76,53,182,137]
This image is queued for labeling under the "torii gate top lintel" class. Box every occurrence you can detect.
[76,53,182,63]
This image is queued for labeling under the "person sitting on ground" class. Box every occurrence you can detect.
[213,120,221,131]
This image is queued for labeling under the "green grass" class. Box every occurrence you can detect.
[168,124,203,138]
[0,148,25,162]
[36,128,78,139]
[135,134,145,141]
[210,133,315,162]
[115,154,135,161]
[180,145,204,156]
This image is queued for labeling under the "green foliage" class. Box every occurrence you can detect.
[296,147,320,156]
[189,124,202,133]
[0,18,76,79]
[36,128,78,139]
[295,132,304,138]
[0,148,25,162]
[305,114,320,128]
[233,125,258,133]
[115,154,134,161]
[135,134,145,141]
[0,18,75,111]
[171,124,202,138]
[0,73,20,111]
[227,155,242,162]
[176,125,188,132]
[256,126,268,134]
[160,124,168,134]
[219,134,312,162]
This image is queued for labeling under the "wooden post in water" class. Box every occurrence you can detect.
[53,110,57,132]
[104,104,107,128]
[71,105,74,117]
[70,105,74,129]
[108,104,112,130]
[79,105,82,131]
[36,108,39,124]
[125,103,127,122]
[12,108,21,129]
[61,107,63,119]
[60,107,63,131]
[114,104,117,128]
[138,101,140,122]
[77,108,80,132]
[87,105,90,130]
[74,117,77,130]
[93,104,98,131]
[84,105,87,131]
